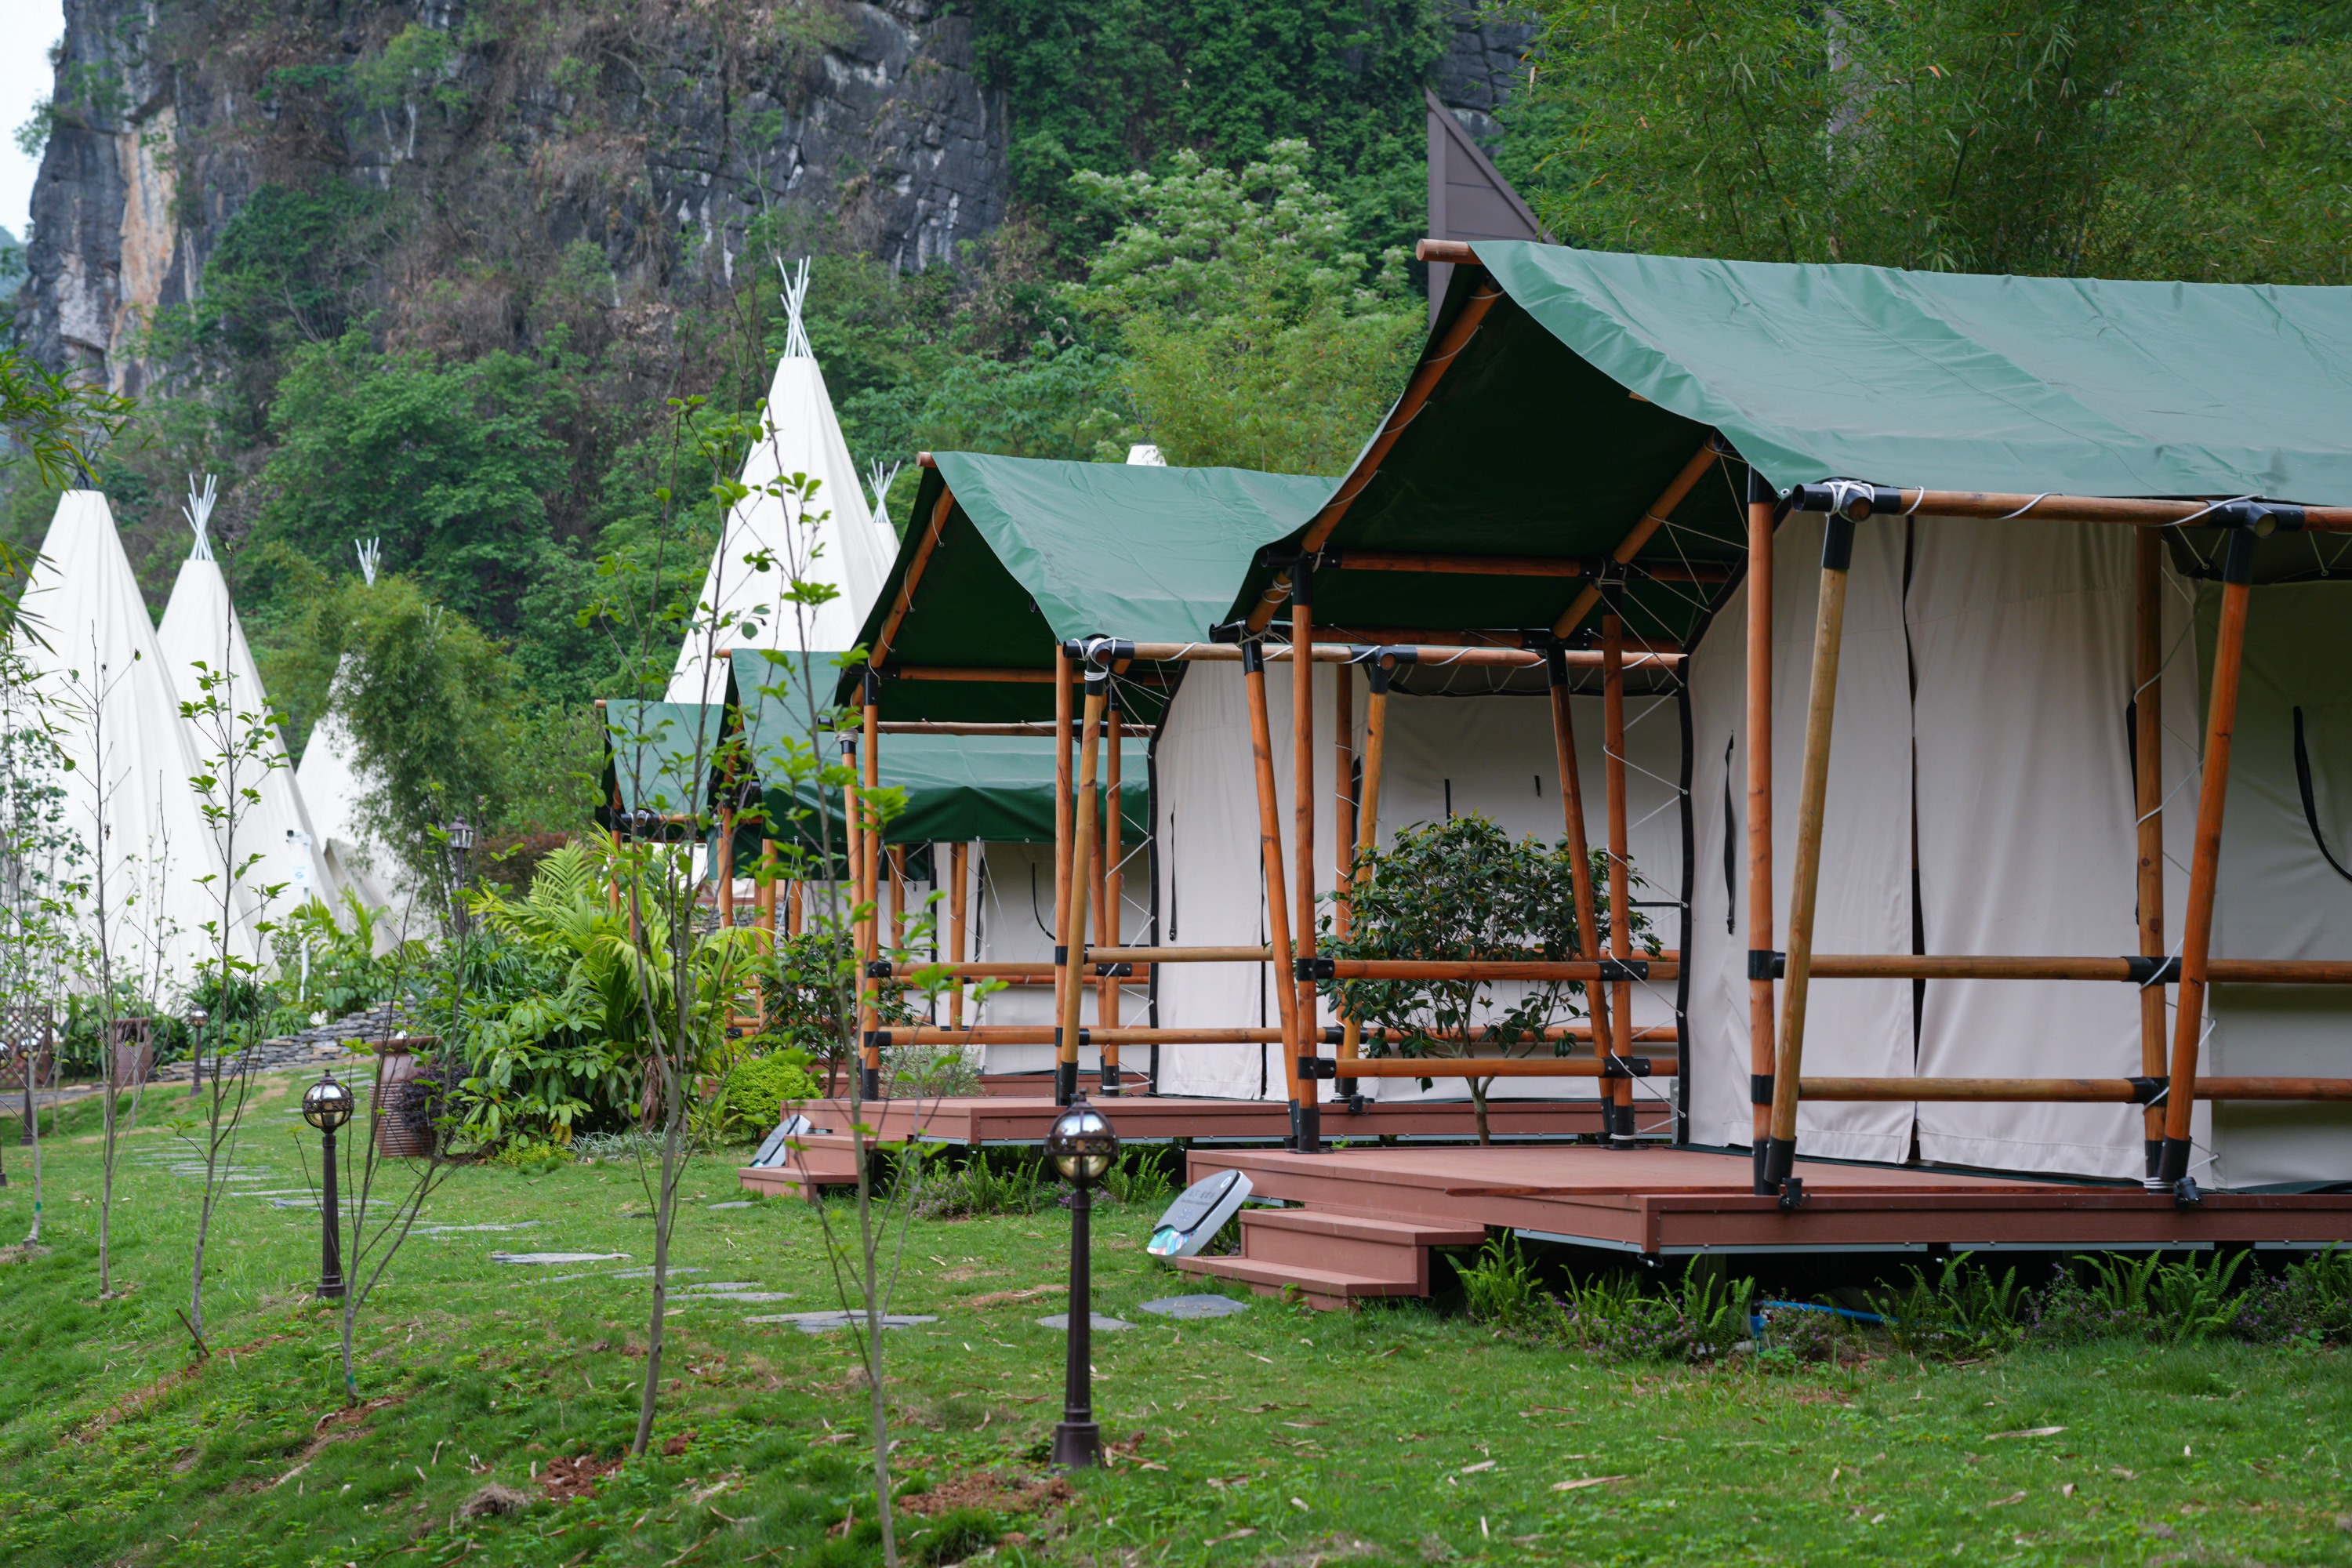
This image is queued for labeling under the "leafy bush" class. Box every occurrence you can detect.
[1867,1254,2027,1360]
[915,1152,1051,1220]
[720,1050,820,1136]
[884,1044,980,1100]
[1451,1236,1550,1330]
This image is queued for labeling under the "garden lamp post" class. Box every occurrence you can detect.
[445,815,477,937]
[301,1072,355,1299]
[1046,1093,1120,1468]
[186,1007,208,1097]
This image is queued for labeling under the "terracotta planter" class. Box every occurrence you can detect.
[372,1037,445,1159]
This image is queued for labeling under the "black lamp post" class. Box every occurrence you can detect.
[1046,1093,1120,1468]
[445,815,477,937]
[186,1007,208,1098]
[301,1073,356,1299]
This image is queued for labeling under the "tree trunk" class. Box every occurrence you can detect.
[1470,1075,1491,1146]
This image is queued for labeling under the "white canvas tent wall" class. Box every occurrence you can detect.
[14,491,233,994]
[1151,661,1684,1105]
[292,542,415,949]
[154,476,349,956]
[668,261,900,703]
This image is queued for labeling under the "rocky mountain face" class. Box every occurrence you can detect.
[19,0,1530,390]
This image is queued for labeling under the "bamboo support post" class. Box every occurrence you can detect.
[1292,563,1322,1151]
[1745,468,1777,1187]
[1243,640,1305,1121]
[786,877,804,937]
[947,841,968,1029]
[1100,692,1123,1094]
[1335,1057,1670,1080]
[757,838,779,938]
[1333,659,1361,1096]
[1602,601,1636,1146]
[1057,669,1108,1105]
[1544,644,1616,1097]
[1053,644,1074,1045]
[1323,958,1681,982]
[2132,526,2168,1187]
[840,733,865,1093]
[2160,528,2259,1193]
[716,806,735,924]
[1763,511,1858,1197]
[1874,490,2352,531]
[859,677,883,1098]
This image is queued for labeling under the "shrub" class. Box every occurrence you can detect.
[1451,1236,1551,1330]
[1867,1254,2027,1360]
[915,1152,1050,1220]
[722,1050,820,1135]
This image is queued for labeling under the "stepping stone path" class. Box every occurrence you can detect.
[1138,1294,1249,1320]
[1036,1312,1133,1332]
[706,1200,754,1210]
[742,1311,938,1334]
[491,1251,631,1265]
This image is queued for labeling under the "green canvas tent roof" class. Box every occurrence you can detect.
[1227,242,2352,644]
[597,699,727,829]
[733,649,1145,846]
[847,453,1336,722]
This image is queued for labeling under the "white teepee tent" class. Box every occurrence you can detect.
[666,259,900,703]
[14,490,232,995]
[155,475,350,950]
[294,539,413,946]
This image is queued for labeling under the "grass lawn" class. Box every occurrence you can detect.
[2,1075,2350,1566]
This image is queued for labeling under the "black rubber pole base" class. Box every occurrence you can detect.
[1290,1101,1322,1153]
[1054,1060,1078,1106]
[2157,1135,2193,1187]
[1100,1060,1118,1096]
[1760,1137,1795,1197]
[860,1066,881,1101]
[1606,1100,1636,1148]
[1751,1140,1769,1195]
[1050,1420,1102,1468]
[2143,1138,2167,1192]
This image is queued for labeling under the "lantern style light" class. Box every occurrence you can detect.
[302,1072,355,1298]
[1047,1093,1120,1468]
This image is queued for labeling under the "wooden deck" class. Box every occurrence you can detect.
[1172,1144,2352,1307]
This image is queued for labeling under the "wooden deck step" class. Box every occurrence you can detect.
[1172,1206,1489,1308]
[737,1132,863,1203]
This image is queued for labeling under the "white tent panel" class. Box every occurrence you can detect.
[668,351,899,704]
[295,682,418,949]
[1685,514,1916,1163]
[1907,516,2208,1181]
[2205,579,2352,1188]
[157,550,350,949]
[964,840,1148,1079]
[16,491,228,994]
[1152,660,1685,1105]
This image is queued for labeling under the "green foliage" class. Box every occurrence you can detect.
[1868,1253,2029,1359]
[1519,0,2352,282]
[251,332,577,638]
[1450,1234,1549,1329]
[1552,1265,1757,1363]
[180,184,389,371]
[971,0,1446,258]
[271,893,415,1022]
[0,349,132,499]
[720,1050,821,1137]
[913,1151,1051,1219]
[350,24,469,115]
[1072,140,1420,471]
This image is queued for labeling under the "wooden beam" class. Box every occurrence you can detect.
[1099,689,1123,1092]
[1341,550,1585,577]
[1053,644,1073,1044]
[1552,442,1722,637]
[947,840,968,1029]
[1293,573,1320,1144]
[1342,1057,1671,1079]
[1324,958,1682,982]
[1338,662,1388,1094]
[892,666,1058,684]
[1243,278,1507,632]
[1805,1076,2352,1102]
[869,482,959,667]
[1893,489,2352,531]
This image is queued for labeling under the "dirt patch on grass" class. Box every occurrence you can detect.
[539,1451,625,1501]
[965,1284,1060,1309]
[900,1469,1072,1518]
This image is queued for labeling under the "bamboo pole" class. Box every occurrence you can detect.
[1324,958,1681,982]
[868,482,960,668]
[1120,641,1686,670]
[1763,514,1858,1196]
[1798,955,2352,982]
[1552,442,1722,638]
[1878,490,2352,531]
[1244,641,1305,1119]
[1325,555,1730,582]
[1293,566,1322,1151]
[947,841,968,1029]
[1057,671,1107,1105]
[1053,644,1074,1044]
[1100,692,1123,1094]
[1330,661,1357,1098]
[1804,1076,2352,1102]
[1243,279,1506,633]
[860,679,883,1097]
[1335,1057,1670,1080]
[1602,604,1636,1147]
[2160,530,2259,1192]
[1544,644,1615,1087]
[715,804,735,924]
[786,877,803,937]
[756,837,779,937]
[891,666,1063,684]
[1338,659,1392,1094]
[2132,526,2168,1187]
[1745,468,1777,1189]
[869,720,1156,737]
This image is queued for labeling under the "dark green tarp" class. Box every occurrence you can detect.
[846,454,1335,722]
[1227,243,2352,644]
[597,700,726,826]
[733,649,1146,846]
